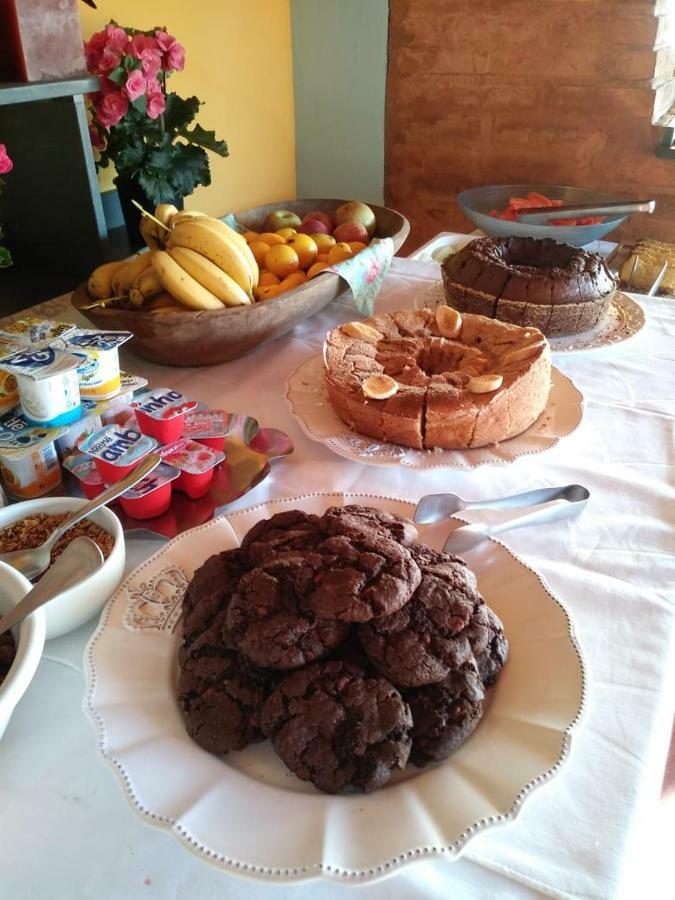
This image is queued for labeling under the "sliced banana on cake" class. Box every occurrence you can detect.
[436,305,462,339]
[467,373,503,394]
[502,341,546,365]
[362,374,399,399]
[342,321,384,342]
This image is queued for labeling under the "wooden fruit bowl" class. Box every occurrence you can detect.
[71,199,410,367]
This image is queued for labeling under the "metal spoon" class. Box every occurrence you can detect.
[415,484,589,524]
[0,452,161,580]
[0,537,103,637]
[443,494,589,556]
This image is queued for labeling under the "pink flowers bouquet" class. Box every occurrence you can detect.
[0,143,13,267]
[85,22,227,207]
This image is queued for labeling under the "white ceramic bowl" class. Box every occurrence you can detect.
[0,497,125,639]
[0,562,45,739]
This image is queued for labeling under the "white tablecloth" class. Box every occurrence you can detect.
[1,259,674,900]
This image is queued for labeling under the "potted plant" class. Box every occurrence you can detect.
[84,22,228,248]
[0,143,13,268]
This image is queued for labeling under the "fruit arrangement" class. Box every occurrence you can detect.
[85,200,380,313]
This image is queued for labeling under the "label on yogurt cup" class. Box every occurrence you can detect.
[0,408,68,457]
[122,462,180,499]
[159,438,225,473]
[0,346,81,381]
[119,371,148,394]
[132,388,198,421]
[184,409,231,439]
[66,329,133,352]
[80,425,157,465]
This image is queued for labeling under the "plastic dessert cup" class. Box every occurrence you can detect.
[132,388,198,444]
[159,439,225,500]
[184,409,230,452]
[80,425,158,485]
[118,463,180,519]
[62,451,105,499]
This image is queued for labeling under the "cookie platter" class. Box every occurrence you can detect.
[84,493,585,884]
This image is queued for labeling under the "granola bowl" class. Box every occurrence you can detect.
[0,498,125,639]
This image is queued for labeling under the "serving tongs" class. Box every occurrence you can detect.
[516,199,655,224]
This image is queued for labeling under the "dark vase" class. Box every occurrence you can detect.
[115,176,184,251]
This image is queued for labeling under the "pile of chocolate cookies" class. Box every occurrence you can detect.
[177,505,508,794]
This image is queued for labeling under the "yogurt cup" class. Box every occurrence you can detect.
[55,413,103,459]
[132,388,198,444]
[0,371,19,411]
[0,437,62,499]
[118,462,180,519]
[80,425,158,484]
[62,451,105,499]
[0,346,81,427]
[159,438,224,499]
[184,409,231,451]
[66,330,133,401]
[0,318,76,345]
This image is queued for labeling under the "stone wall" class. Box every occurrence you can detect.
[386,0,674,249]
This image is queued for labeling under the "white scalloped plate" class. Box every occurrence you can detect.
[417,283,645,354]
[84,493,585,885]
[285,355,583,469]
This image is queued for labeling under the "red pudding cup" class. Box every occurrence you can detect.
[132,388,198,445]
[159,438,225,500]
[118,463,180,520]
[62,451,105,499]
[184,408,230,453]
[80,425,159,485]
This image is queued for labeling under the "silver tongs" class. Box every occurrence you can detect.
[415,485,590,555]
[516,200,655,224]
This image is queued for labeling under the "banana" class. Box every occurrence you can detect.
[140,216,164,251]
[154,204,179,227]
[196,217,259,289]
[170,210,206,228]
[152,250,225,310]
[87,260,127,299]
[111,252,153,296]
[167,220,254,296]
[168,246,251,307]
[129,267,164,307]
[146,291,185,313]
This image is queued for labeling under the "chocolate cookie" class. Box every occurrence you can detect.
[407,660,485,767]
[261,660,412,793]
[226,551,351,670]
[178,645,275,754]
[358,545,489,687]
[308,531,421,622]
[475,606,509,686]
[321,504,418,546]
[240,509,321,564]
[182,548,248,643]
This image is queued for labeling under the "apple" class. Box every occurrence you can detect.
[335,201,376,238]
[298,218,331,236]
[303,210,334,231]
[263,209,302,232]
[333,222,369,244]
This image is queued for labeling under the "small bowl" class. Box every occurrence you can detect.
[0,562,45,739]
[0,497,125,639]
[457,184,627,247]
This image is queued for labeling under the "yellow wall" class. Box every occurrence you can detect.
[79,1,296,215]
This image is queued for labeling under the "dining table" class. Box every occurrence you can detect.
[0,251,673,900]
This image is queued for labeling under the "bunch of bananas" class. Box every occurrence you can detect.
[86,204,260,313]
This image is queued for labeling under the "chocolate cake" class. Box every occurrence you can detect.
[441,236,617,336]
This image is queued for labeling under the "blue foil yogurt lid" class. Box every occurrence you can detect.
[80,424,157,466]
[0,346,81,381]
[66,329,133,352]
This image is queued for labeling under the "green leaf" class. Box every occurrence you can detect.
[136,168,176,206]
[114,139,147,176]
[132,95,147,116]
[179,123,228,157]
[169,143,211,197]
[107,66,126,85]
[0,246,13,268]
[163,93,200,134]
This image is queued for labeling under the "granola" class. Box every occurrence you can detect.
[0,513,115,561]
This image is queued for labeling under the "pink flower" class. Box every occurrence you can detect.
[154,30,176,53]
[166,41,185,72]
[94,91,129,128]
[88,125,106,151]
[98,76,118,96]
[138,48,161,77]
[98,46,122,73]
[123,69,147,102]
[0,144,13,175]
[104,25,129,54]
[129,33,157,58]
[146,87,166,120]
[84,30,107,71]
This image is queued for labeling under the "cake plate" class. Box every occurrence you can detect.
[84,492,585,885]
[285,355,583,469]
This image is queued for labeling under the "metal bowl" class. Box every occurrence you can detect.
[457,184,626,247]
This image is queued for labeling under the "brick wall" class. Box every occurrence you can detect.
[386,0,675,249]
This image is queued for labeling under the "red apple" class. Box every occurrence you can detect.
[303,210,334,231]
[333,222,369,244]
[335,201,376,238]
[298,218,331,236]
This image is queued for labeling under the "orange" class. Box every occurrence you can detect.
[312,233,336,253]
[276,227,297,241]
[349,241,368,254]
[307,261,329,279]
[255,284,284,301]
[328,242,354,265]
[280,271,307,290]
[316,252,330,264]
[286,234,318,270]
[264,244,300,279]
[249,241,272,266]
[258,270,280,287]
[243,231,259,243]
[258,232,285,246]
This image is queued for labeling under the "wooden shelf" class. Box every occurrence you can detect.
[0,75,99,106]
